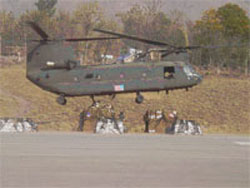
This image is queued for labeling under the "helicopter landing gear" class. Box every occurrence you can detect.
[110,94,116,100]
[56,94,67,105]
[135,92,144,104]
[90,95,97,105]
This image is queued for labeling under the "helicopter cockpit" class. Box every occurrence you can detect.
[183,63,202,81]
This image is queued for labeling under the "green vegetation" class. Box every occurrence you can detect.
[116,2,184,49]
[192,3,249,73]
[0,1,249,71]
[35,0,58,17]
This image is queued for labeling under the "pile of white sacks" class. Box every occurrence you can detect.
[168,111,202,135]
[169,119,203,135]
[0,118,38,133]
[95,118,125,134]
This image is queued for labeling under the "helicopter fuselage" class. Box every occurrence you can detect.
[28,61,201,95]
[27,43,202,104]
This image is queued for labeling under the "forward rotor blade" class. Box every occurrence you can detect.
[94,28,176,48]
[63,37,120,42]
[25,22,120,42]
[26,21,49,41]
[28,37,120,43]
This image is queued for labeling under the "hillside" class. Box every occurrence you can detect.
[0,64,249,134]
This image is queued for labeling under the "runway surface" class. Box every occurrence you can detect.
[0,132,249,188]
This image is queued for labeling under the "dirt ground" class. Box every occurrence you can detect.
[0,64,250,134]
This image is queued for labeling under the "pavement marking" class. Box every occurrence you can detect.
[234,141,250,146]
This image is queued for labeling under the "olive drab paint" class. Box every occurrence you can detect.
[26,22,202,105]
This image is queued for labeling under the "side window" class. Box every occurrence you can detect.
[164,67,175,79]
[85,73,94,79]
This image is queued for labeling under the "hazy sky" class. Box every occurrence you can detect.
[0,0,249,20]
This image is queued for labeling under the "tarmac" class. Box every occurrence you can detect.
[0,132,249,188]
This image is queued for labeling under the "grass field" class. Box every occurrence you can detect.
[0,64,249,134]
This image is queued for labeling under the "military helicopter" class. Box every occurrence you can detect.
[26,22,202,105]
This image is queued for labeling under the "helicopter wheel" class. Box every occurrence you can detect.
[135,92,144,104]
[56,94,67,105]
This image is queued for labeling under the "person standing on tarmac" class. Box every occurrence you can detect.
[78,110,85,131]
[143,110,150,133]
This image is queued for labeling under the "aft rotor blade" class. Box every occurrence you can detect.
[198,44,249,49]
[179,46,201,50]
[179,44,249,50]
[94,28,176,48]
[26,21,49,41]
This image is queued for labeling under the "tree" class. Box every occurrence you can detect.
[92,19,122,63]
[216,4,249,74]
[0,11,16,43]
[217,3,250,41]
[117,1,176,50]
[192,9,225,68]
[55,10,74,38]
[192,3,250,72]
[72,2,122,64]
[18,10,57,40]
[167,10,190,47]
[35,0,57,17]
[0,11,20,54]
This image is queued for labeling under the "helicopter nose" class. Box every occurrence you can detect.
[195,73,203,84]
[190,72,202,85]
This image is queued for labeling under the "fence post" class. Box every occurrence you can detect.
[24,34,27,63]
[0,35,2,56]
[245,49,249,76]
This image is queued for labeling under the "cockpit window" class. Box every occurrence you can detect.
[85,73,94,79]
[183,64,202,81]
[183,64,195,76]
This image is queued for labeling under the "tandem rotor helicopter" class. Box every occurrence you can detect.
[26,21,203,105]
